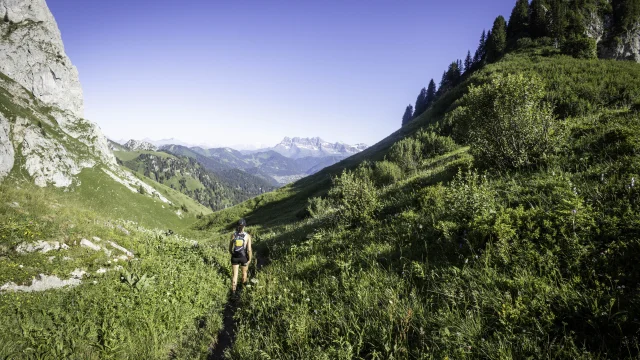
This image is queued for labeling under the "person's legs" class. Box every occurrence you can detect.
[241,264,248,284]
[232,264,239,292]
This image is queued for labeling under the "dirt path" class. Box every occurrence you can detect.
[208,255,268,360]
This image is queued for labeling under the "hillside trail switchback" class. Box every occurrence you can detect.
[208,254,269,360]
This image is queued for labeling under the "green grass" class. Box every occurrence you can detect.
[200,51,640,359]
[0,180,230,359]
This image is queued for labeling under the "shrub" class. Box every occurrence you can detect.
[306,196,336,219]
[447,73,562,169]
[516,37,534,49]
[372,160,403,186]
[562,36,597,59]
[328,170,380,225]
[387,137,423,172]
[416,131,458,158]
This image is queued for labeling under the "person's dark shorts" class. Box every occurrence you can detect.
[231,255,248,267]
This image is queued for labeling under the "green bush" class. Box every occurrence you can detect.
[329,170,380,225]
[372,160,403,186]
[515,37,534,49]
[448,73,562,169]
[562,36,598,59]
[387,137,423,172]
[306,196,336,219]
[416,130,458,158]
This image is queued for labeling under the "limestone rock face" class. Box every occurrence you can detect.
[0,0,84,117]
[584,9,640,62]
[601,23,640,62]
[0,113,14,181]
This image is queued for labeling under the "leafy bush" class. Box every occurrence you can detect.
[562,36,598,59]
[416,130,458,158]
[448,73,562,169]
[515,37,534,49]
[387,137,423,172]
[328,170,380,225]
[372,160,403,186]
[306,196,336,219]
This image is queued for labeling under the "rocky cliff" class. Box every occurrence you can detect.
[0,0,166,202]
[0,0,84,117]
[584,3,640,62]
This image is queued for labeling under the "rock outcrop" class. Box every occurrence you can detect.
[584,7,640,62]
[0,0,84,117]
[124,139,157,151]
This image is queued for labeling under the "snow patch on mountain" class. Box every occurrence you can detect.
[272,137,368,159]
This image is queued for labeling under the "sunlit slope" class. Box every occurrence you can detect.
[198,48,640,230]
[0,73,226,358]
[203,48,640,358]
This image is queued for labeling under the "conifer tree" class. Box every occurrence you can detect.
[530,0,550,38]
[464,51,473,73]
[414,88,428,118]
[402,105,414,126]
[548,0,569,43]
[473,30,487,66]
[425,79,437,108]
[486,16,507,62]
[507,0,530,41]
[438,70,448,95]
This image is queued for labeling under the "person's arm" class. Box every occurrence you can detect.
[229,233,234,254]
[247,234,253,262]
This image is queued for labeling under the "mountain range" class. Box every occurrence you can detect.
[113,137,368,186]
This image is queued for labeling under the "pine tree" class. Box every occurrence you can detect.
[473,30,487,66]
[548,0,569,43]
[414,88,428,118]
[438,70,448,94]
[425,79,437,108]
[464,51,473,73]
[402,105,414,126]
[530,0,550,38]
[507,0,530,41]
[486,16,507,62]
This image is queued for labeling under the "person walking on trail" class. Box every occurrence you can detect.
[230,218,252,293]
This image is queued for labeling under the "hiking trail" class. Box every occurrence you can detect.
[208,255,268,359]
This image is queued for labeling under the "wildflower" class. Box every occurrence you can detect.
[464,258,468,264]
[18,264,23,268]
[92,280,97,284]
[306,298,310,302]
[632,177,636,188]
[572,209,577,215]
[389,300,393,305]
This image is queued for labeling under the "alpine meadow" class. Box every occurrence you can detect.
[2,0,640,359]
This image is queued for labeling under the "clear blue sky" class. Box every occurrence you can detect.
[48,0,516,149]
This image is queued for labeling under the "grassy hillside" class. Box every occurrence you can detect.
[200,50,640,358]
[0,68,230,359]
[114,150,276,211]
[0,179,230,359]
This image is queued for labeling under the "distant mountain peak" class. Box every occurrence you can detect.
[124,139,157,151]
[273,137,367,159]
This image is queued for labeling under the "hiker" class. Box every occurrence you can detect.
[229,218,252,293]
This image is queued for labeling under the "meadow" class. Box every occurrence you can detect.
[200,51,640,359]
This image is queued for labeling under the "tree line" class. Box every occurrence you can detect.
[401,0,640,127]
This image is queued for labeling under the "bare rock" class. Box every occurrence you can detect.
[79,238,100,251]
